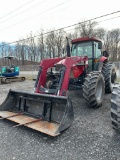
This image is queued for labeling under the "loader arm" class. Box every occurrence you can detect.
[35,57,65,93]
[35,56,88,96]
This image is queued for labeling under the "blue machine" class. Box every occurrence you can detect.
[0,56,25,83]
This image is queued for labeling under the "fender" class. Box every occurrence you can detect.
[99,56,108,62]
[98,56,108,71]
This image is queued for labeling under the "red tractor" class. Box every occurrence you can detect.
[0,37,117,136]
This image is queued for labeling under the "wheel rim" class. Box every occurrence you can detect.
[95,79,103,101]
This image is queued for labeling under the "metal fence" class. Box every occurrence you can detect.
[19,62,120,79]
[19,65,39,71]
[19,65,39,79]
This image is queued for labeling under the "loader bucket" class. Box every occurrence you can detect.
[0,90,74,136]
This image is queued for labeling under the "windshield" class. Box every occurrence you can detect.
[71,42,92,58]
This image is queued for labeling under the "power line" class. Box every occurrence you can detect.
[1,10,120,47]
[0,0,71,31]
[64,15,120,32]
[98,15,120,24]
[0,0,35,20]
[0,0,48,24]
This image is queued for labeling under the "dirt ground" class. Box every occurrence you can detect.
[0,80,120,160]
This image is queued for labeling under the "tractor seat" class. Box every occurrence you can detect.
[6,66,11,73]
[10,65,15,72]
[6,65,15,73]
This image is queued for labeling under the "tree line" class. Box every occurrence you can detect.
[0,20,120,66]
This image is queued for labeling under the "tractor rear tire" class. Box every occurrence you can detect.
[83,71,105,108]
[102,62,117,93]
[111,85,120,130]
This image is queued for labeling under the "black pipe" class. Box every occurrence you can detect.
[56,67,66,95]
[66,37,71,57]
[34,67,42,88]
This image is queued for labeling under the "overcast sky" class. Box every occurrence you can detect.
[0,0,120,42]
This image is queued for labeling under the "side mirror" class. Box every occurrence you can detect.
[98,42,102,49]
[103,51,109,57]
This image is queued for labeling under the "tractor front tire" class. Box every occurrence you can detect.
[83,71,105,108]
[102,62,117,93]
[111,85,120,130]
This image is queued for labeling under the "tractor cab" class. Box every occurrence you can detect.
[70,37,103,72]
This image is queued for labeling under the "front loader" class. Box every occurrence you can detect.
[0,37,117,136]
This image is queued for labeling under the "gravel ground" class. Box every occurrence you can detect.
[0,80,120,160]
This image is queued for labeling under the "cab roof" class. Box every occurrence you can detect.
[71,37,101,44]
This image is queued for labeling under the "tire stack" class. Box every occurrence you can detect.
[102,62,116,93]
[111,85,120,130]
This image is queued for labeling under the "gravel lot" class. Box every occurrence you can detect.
[0,80,120,160]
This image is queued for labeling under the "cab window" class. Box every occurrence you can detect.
[94,42,101,58]
[71,42,92,58]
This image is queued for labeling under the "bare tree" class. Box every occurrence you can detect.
[75,20,98,37]
[14,43,21,64]
[46,30,56,58]
[26,32,37,63]
[55,29,65,57]
[16,39,27,65]
[46,39,52,58]
[95,27,106,40]
[0,42,12,65]
[104,29,120,61]
[37,29,45,60]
